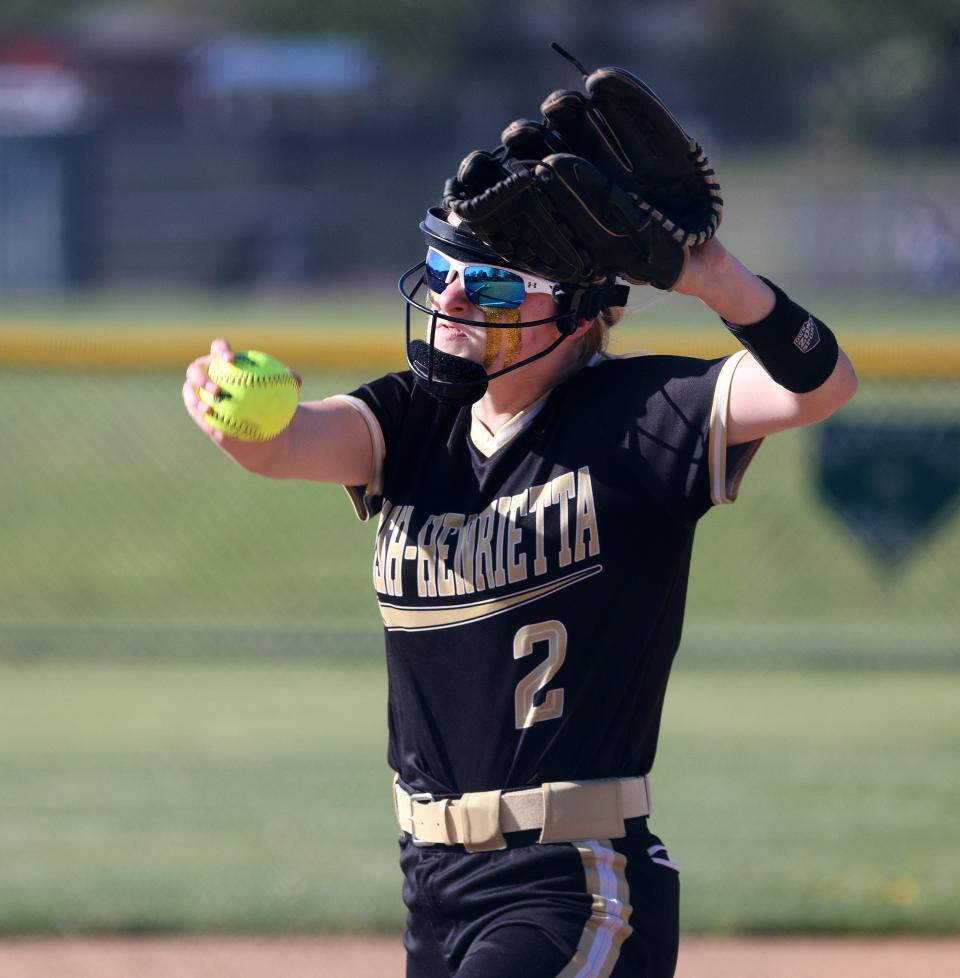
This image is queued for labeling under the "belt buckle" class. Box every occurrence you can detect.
[406,791,436,847]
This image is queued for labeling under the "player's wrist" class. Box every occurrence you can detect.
[674,242,774,324]
[672,238,729,298]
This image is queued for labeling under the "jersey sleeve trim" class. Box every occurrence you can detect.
[328,393,386,522]
[708,351,764,506]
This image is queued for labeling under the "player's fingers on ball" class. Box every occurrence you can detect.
[186,361,219,396]
[181,377,201,411]
[185,355,206,377]
[210,337,234,361]
[182,379,215,422]
[184,362,204,389]
[189,403,222,441]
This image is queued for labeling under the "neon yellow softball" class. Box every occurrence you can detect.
[198,350,300,441]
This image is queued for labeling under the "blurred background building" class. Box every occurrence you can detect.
[1,0,958,293]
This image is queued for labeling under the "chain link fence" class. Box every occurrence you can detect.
[2,355,956,670]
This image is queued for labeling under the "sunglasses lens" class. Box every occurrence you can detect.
[463,266,526,308]
[425,249,451,294]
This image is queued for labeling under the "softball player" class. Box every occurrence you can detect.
[183,69,857,978]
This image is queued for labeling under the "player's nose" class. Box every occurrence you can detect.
[432,273,474,318]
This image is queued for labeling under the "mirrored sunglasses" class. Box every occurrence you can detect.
[425,247,558,309]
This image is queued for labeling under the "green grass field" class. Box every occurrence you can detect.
[1,663,957,934]
[1,290,958,934]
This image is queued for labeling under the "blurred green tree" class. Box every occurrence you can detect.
[0,0,955,145]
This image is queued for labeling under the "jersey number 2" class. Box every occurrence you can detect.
[513,620,567,729]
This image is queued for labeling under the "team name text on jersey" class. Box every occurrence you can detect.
[373,466,601,598]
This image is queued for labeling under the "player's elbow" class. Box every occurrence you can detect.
[823,350,859,414]
[797,350,858,426]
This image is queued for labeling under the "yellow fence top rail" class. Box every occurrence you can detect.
[1,324,959,378]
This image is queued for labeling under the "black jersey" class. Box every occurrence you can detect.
[334,352,759,798]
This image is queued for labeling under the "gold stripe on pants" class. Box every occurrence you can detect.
[556,839,633,978]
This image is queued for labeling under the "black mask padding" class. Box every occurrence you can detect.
[408,339,489,406]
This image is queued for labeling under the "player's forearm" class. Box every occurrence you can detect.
[218,399,374,485]
[215,404,331,480]
[213,422,295,476]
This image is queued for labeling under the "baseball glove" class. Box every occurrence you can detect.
[442,54,722,291]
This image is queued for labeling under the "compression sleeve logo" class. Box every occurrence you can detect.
[793,317,821,354]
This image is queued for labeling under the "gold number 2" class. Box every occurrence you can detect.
[513,620,567,729]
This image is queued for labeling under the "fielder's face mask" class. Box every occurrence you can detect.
[398,208,629,406]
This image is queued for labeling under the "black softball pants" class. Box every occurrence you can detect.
[399,817,680,978]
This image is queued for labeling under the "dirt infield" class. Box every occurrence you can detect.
[1,935,957,977]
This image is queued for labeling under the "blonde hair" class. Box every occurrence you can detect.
[579,306,626,362]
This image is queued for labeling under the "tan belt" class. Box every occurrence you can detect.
[394,774,651,853]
